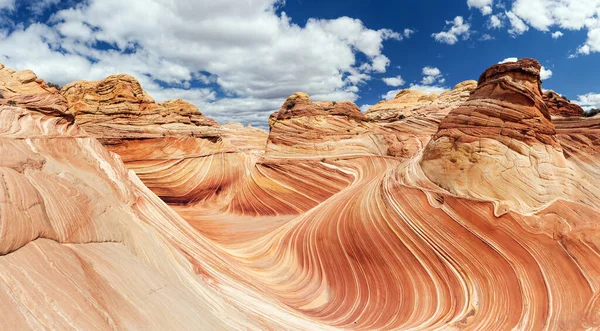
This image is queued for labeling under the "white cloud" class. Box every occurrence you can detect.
[381,89,401,101]
[29,0,60,15]
[421,66,444,85]
[382,75,405,87]
[489,14,504,29]
[0,0,406,127]
[499,57,519,63]
[575,93,600,111]
[432,16,471,45]
[480,34,494,40]
[403,28,415,38]
[381,82,450,101]
[506,11,529,35]
[0,0,14,10]
[551,31,564,38]
[408,84,449,94]
[505,0,600,55]
[540,66,553,80]
[359,104,373,112]
[468,0,493,15]
[578,27,600,55]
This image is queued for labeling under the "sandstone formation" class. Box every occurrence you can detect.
[543,90,585,117]
[365,80,477,121]
[420,58,598,214]
[61,75,268,206]
[3,58,600,331]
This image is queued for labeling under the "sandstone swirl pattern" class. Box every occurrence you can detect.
[2,59,600,330]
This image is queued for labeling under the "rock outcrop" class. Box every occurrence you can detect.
[365,80,477,121]
[543,90,585,117]
[420,58,598,214]
[61,75,219,139]
[60,75,268,207]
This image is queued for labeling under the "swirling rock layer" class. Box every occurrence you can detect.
[2,59,600,330]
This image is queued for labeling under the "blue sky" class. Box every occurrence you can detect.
[0,0,599,128]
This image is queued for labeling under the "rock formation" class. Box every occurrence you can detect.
[2,59,600,331]
[420,58,598,214]
[365,80,477,121]
[60,74,268,206]
[543,90,585,117]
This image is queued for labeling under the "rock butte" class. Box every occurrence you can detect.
[1,58,600,330]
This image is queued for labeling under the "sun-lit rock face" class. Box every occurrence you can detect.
[61,74,219,138]
[365,80,477,121]
[420,58,598,214]
[544,89,585,117]
[3,60,600,331]
[60,74,268,207]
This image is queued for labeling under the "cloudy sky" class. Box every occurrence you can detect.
[0,0,599,128]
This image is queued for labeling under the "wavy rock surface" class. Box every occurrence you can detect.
[3,59,600,331]
[61,75,268,206]
[0,64,332,330]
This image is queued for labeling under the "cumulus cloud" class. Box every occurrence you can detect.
[0,0,406,128]
[403,28,415,38]
[421,67,444,85]
[468,0,493,15]
[488,14,504,29]
[540,66,553,80]
[408,84,449,94]
[499,57,519,63]
[0,0,14,10]
[551,31,564,39]
[432,16,471,45]
[506,11,529,35]
[575,93,600,111]
[505,0,600,55]
[359,104,373,112]
[382,75,405,87]
[381,89,401,101]
[381,66,449,100]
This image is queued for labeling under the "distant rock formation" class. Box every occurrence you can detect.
[365,80,477,121]
[420,58,598,214]
[543,90,585,117]
[61,74,219,138]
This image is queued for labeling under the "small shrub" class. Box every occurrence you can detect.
[585,108,600,117]
[286,100,295,110]
[346,129,350,132]
[398,114,406,120]
[332,101,337,106]
[47,82,61,89]
[8,100,17,106]
[321,158,326,162]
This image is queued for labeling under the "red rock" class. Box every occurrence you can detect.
[543,90,585,117]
